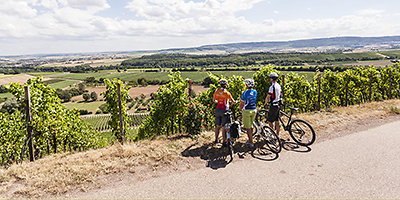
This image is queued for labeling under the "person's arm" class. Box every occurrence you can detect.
[212,96,218,104]
[264,94,271,107]
[230,97,237,104]
[239,101,244,111]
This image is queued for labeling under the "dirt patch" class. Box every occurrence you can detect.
[0,74,36,85]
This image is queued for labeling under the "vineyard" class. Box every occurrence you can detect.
[1,63,400,167]
[81,113,149,132]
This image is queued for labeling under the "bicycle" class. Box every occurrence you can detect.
[223,111,240,158]
[259,105,316,146]
[236,110,282,153]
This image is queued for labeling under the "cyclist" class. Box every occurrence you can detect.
[264,72,282,136]
[239,79,257,148]
[213,79,237,147]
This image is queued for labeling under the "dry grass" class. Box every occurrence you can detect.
[1,99,400,198]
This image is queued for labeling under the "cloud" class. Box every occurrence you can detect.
[355,9,385,15]
[1,0,400,55]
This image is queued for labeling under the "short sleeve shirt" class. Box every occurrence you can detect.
[268,82,282,104]
[241,89,257,110]
[213,88,233,110]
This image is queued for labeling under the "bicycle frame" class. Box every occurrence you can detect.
[278,109,293,132]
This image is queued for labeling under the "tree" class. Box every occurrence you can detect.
[78,82,85,91]
[0,97,19,114]
[83,93,90,101]
[0,85,8,93]
[90,91,98,101]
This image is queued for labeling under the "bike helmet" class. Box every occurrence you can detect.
[269,72,279,80]
[244,79,255,88]
[219,79,228,86]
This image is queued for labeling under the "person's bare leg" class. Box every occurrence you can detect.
[215,125,221,142]
[275,121,280,136]
[222,127,227,143]
[246,128,253,144]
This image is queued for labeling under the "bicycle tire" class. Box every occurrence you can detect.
[261,126,282,153]
[257,109,269,123]
[288,119,316,146]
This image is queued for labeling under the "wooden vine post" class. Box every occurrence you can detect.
[369,71,372,102]
[389,69,392,99]
[317,74,321,111]
[117,83,125,145]
[24,86,34,162]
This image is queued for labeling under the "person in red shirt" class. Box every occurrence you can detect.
[213,79,237,146]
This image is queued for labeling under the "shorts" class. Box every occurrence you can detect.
[215,109,229,126]
[267,105,280,122]
[242,109,257,129]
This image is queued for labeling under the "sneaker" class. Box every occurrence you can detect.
[213,139,220,144]
[245,142,254,148]
[222,142,228,147]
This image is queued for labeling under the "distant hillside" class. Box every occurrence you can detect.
[159,36,400,54]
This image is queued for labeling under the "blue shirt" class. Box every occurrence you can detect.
[241,89,257,110]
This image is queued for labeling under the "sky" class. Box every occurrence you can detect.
[1,0,400,56]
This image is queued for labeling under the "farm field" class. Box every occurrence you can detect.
[48,70,316,83]
[63,100,105,114]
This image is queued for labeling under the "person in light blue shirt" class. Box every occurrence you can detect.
[239,79,257,148]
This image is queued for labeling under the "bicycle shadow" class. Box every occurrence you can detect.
[249,140,279,161]
[181,140,279,170]
[281,139,312,153]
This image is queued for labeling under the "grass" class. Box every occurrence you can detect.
[48,80,78,89]
[63,100,105,113]
[27,72,59,76]
[390,106,400,114]
[0,93,13,99]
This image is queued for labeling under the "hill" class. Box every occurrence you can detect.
[158,36,400,54]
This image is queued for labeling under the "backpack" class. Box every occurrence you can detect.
[230,121,240,138]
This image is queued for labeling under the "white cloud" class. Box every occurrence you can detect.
[0,0,400,55]
[355,9,385,15]
[0,0,38,18]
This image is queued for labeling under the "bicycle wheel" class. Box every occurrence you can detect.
[257,109,269,123]
[289,119,316,146]
[261,126,282,153]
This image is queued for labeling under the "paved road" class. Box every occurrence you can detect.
[69,120,400,199]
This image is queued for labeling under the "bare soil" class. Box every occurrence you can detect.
[1,100,400,199]
[0,74,36,85]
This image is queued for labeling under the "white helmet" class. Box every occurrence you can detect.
[244,79,255,88]
[219,79,228,86]
[269,72,279,79]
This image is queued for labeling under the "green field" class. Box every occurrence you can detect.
[0,93,13,99]
[63,100,105,113]
[49,70,316,83]
[48,80,78,89]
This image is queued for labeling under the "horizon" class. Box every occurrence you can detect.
[1,0,400,56]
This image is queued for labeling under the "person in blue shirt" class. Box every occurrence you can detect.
[239,79,257,148]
